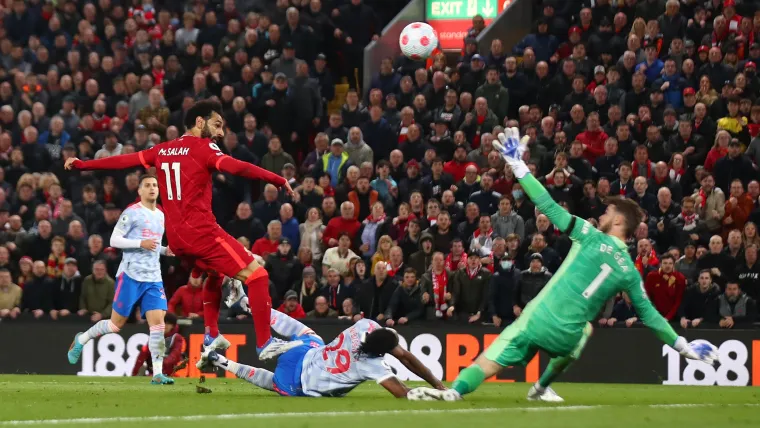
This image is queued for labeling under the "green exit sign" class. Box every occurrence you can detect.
[427,0,498,19]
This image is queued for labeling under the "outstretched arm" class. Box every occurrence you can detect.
[495,129,586,238]
[214,155,290,191]
[519,173,575,233]
[391,346,446,390]
[68,150,154,171]
[626,275,679,346]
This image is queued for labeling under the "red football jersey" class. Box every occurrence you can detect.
[137,135,224,240]
[73,133,286,249]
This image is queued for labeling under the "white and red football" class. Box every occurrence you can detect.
[399,22,438,60]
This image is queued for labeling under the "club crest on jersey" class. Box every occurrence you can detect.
[209,142,221,151]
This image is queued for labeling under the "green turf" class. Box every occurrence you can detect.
[0,375,758,427]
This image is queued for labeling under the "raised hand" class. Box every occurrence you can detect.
[493,128,530,178]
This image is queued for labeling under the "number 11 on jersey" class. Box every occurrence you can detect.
[160,162,182,200]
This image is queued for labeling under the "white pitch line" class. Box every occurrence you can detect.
[0,403,758,426]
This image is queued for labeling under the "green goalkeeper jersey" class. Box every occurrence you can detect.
[518,173,678,349]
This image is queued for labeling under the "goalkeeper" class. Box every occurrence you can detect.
[422,129,718,402]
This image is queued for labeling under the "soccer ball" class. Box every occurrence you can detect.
[689,339,719,365]
[399,22,438,60]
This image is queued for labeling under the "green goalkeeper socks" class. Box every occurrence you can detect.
[538,355,573,389]
[452,364,486,396]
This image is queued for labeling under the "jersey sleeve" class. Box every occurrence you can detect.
[75,147,156,170]
[111,208,142,249]
[519,173,598,242]
[197,139,226,168]
[626,274,679,346]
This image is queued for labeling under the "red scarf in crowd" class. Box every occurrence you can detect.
[632,160,652,178]
[618,179,630,195]
[634,249,659,276]
[681,210,697,229]
[467,264,481,279]
[471,115,487,148]
[445,252,467,271]
[698,188,708,208]
[431,269,448,317]
[47,252,66,279]
[669,168,685,182]
[473,227,493,239]
[386,261,403,277]
[364,213,386,224]
[152,68,166,88]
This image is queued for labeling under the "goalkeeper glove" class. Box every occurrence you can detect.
[494,127,530,179]
[673,336,719,364]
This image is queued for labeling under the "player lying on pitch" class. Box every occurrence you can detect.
[65,100,296,360]
[411,128,719,402]
[196,309,446,398]
[67,175,177,384]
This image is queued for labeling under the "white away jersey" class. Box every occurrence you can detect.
[113,203,165,283]
[300,319,395,397]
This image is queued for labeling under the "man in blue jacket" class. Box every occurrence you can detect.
[652,59,687,109]
[512,18,559,63]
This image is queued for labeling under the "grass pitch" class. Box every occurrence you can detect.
[0,375,758,427]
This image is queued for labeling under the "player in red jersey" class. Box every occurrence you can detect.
[65,100,300,360]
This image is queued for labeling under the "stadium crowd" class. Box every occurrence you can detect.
[0,0,758,333]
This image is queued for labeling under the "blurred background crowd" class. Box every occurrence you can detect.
[0,0,758,332]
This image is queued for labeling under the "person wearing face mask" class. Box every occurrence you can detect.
[510,183,535,223]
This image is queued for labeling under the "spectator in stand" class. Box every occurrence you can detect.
[635,238,660,278]
[675,241,699,283]
[322,202,361,249]
[78,260,113,322]
[693,172,726,237]
[307,295,338,319]
[386,267,425,326]
[251,221,283,259]
[22,260,54,319]
[448,253,491,323]
[709,280,758,328]
[513,253,551,319]
[679,269,721,329]
[297,266,320,314]
[513,18,559,63]
[168,274,203,319]
[266,238,302,305]
[51,258,81,319]
[322,233,359,277]
[714,139,756,194]
[698,235,734,287]
[644,254,687,320]
[277,290,306,320]
[0,268,22,319]
[354,261,397,322]
[723,179,754,237]
[735,244,760,302]
[607,292,639,328]
[320,268,354,314]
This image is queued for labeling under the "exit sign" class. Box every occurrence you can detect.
[426,0,510,49]
[427,0,498,19]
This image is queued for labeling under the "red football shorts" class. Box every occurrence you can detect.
[172,224,254,278]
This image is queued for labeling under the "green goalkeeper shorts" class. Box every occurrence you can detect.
[484,319,593,367]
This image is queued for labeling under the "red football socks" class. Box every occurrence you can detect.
[202,273,223,337]
[245,269,273,348]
